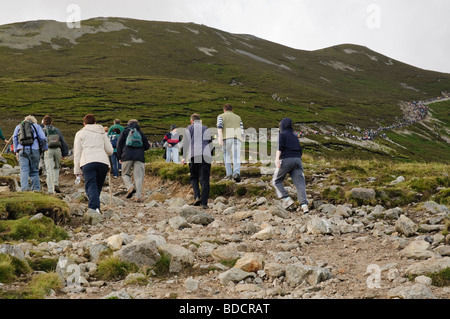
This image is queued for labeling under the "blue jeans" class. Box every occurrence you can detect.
[110,153,119,177]
[166,146,180,163]
[223,138,241,177]
[81,162,109,210]
[19,148,41,191]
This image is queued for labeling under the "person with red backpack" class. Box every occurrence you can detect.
[163,125,181,163]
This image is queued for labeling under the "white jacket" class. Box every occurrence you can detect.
[73,124,114,175]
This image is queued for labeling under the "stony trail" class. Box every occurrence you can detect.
[35,165,450,300]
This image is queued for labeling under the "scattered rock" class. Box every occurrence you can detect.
[387,284,436,299]
[159,243,195,273]
[395,215,418,237]
[234,252,264,273]
[307,217,332,235]
[114,239,161,267]
[218,268,255,285]
[179,206,214,226]
[350,188,376,202]
[400,240,436,260]
[405,257,450,276]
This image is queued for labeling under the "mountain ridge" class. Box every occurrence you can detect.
[0,17,449,162]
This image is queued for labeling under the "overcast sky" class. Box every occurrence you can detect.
[1,0,449,73]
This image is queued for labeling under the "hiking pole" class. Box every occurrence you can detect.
[1,133,14,155]
[108,167,113,207]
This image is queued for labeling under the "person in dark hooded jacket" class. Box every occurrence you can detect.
[116,119,150,202]
[272,118,309,213]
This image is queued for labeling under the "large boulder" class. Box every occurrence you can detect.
[395,215,418,237]
[387,284,436,299]
[159,243,195,273]
[350,188,376,203]
[114,239,161,267]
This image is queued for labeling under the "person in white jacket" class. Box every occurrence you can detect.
[74,114,114,213]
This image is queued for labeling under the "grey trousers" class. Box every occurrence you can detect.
[272,157,308,206]
[121,161,145,199]
[44,147,62,194]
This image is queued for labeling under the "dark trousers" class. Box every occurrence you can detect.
[81,162,109,210]
[189,159,211,206]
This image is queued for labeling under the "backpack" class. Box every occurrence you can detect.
[44,126,61,148]
[19,121,36,146]
[126,128,143,147]
[109,134,118,149]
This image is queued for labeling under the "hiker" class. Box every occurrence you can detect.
[181,114,212,209]
[0,126,9,144]
[42,115,69,194]
[163,124,181,163]
[108,119,125,135]
[116,119,150,203]
[12,115,48,192]
[217,103,244,182]
[73,114,114,214]
[108,119,125,173]
[108,127,121,178]
[271,118,309,213]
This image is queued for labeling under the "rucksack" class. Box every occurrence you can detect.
[109,134,118,149]
[19,121,36,146]
[44,126,61,148]
[126,128,143,147]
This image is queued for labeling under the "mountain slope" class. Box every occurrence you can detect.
[0,18,449,162]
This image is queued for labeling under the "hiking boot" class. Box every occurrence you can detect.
[126,187,136,199]
[301,204,310,214]
[202,204,209,210]
[193,197,201,206]
[134,198,144,203]
[54,186,61,194]
[233,173,241,183]
[281,197,295,209]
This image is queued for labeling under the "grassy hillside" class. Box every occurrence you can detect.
[0,18,449,162]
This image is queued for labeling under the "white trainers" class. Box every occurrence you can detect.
[281,197,295,209]
[301,204,309,214]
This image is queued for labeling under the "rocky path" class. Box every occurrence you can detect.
[1,162,449,300]
[32,164,447,300]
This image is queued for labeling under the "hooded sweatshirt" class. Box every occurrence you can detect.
[73,124,114,175]
[278,118,302,160]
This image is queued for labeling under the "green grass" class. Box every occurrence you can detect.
[0,254,32,284]
[95,257,139,281]
[0,192,70,224]
[0,18,449,164]
[27,272,64,299]
[427,268,450,287]
[0,216,69,244]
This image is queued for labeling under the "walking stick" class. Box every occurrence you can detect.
[1,134,14,155]
[109,169,112,207]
